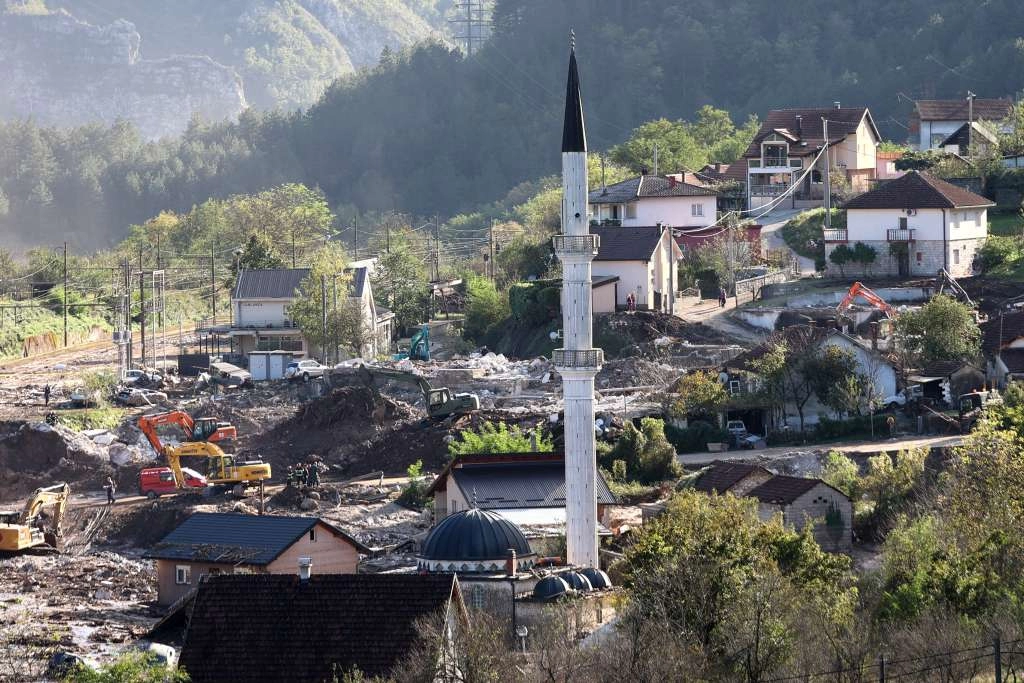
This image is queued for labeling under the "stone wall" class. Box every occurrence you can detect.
[824,238,982,279]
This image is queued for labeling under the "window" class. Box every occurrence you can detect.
[811,170,823,183]
[625,203,637,219]
[953,249,960,265]
[610,205,621,220]
[450,499,459,514]
[175,565,191,585]
[309,528,316,542]
[471,585,485,610]
[898,216,908,230]
[691,203,704,217]
[916,252,923,263]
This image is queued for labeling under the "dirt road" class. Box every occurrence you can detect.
[677,433,963,466]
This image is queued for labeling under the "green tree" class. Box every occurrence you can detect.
[397,459,430,510]
[851,242,877,275]
[228,232,286,290]
[462,274,508,342]
[610,119,705,175]
[288,243,349,360]
[371,228,429,332]
[665,370,728,423]
[447,420,553,456]
[829,243,854,277]
[820,451,861,500]
[65,651,189,682]
[637,418,682,483]
[894,294,980,367]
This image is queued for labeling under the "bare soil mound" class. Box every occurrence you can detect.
[595,311,734,358]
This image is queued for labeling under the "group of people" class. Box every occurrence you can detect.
[286,462,321,489]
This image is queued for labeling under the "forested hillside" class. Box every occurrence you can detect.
[1,0,1023,250]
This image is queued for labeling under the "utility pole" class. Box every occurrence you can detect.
[62,241,68,347]
[385,214,391,255]
[433,215,440,282]
[352,217,358,260]
[967,91,976,155]
[331,274,338,363]
[822,118,832,228]
[291,231,297,268]
[652,143,658,176]
[489,220,495,281]
[320,275,328,360]
[156,233,162,334]
[139,249,146,371]
[210,247,217,321]
[994,635,1002,683]
[124,257,132,371]
[448,1,489,56]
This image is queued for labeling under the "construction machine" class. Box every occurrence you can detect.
[836,282,897,320]
[0,483,70,553]
[138,410,237,450]
[357,365,479,419]
[394,324,431,361]
[138,415,270,493]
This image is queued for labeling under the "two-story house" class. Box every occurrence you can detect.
[588,174,718,228]
[230,268,310,358]
[910,98,1013,150]
[346,260,395,359]
[591,225,682,313]
[739,105,880,210]
[829,171,994,278]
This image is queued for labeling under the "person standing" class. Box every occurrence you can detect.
[718,287,727,308]
[43,384,51,406]
[104,476,116,505]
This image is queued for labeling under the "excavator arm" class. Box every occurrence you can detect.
[21,483,70,525]
[837,282,896,319]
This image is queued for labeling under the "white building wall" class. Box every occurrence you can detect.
[834,118,878,171]
[822,335,898,399]
[919,120,964,150]
[631,196,717,227]
[846,208,946,241]
[592,261,650,308]
[235,300,290,327]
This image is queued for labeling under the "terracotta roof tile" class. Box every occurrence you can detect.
[747,475,824,505]
[693,463,772,494]
[915,99,1012,121]
[843,171,994,210]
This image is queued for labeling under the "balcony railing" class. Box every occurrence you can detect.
[823,229,849,242]
[552,234,600,256]
[552,348,604,369]
[588,218,621,227]
[749,184,790,197]
[887,228,916,242]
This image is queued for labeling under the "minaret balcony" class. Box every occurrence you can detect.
[553,348,604,369]
[553,234,600,256]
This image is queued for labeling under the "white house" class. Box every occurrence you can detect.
[345,262,395,359]
[230,268,310,357]
[910,98,1013,150]
[588,175,718,228]
[830,171,994,278]
[591,225,682,313]
[739,105,880,210]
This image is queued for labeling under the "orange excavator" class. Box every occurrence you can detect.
[836,282,897,320]
[138,412,270,494]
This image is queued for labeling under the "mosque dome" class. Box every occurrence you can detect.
[418,508,536,574]
[579,567,612,589]
[533,575,571,601]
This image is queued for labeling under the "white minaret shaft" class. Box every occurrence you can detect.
[554,43,602,569]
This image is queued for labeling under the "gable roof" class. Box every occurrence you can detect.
[981,311,1024,353]
[915,98,1013,122]
[939,121,1000,149]
[693,463,772,494]
[450,461,617,508]
[744,107,878,159]
[143,512,369,565]
[346,265,368,298]
[233,268,310,300]
[589,175,716,204]
[747,475,835,505]
[999,349,1024,374]
[592,225,666,261]
[179,574,463,682]
[843,171,995,210]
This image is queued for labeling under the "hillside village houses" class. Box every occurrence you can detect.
[828,170,994,278]
[590,225,682,313]
[588,174,718,228]
[981,310,1024,388]
[909,97,1013,150]
[230,262,394,364]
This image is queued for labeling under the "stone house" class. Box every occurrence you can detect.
[175,574,467,683]
[590,225,682,313]
[732,105,880,210]
[908,360,987,407]
[831,171,994,278]
[748,475,853,553]
[144,512,369,607]
[588,174,718,228]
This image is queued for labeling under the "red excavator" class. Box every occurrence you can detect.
[137,411,237,450]
[836,282,897,320]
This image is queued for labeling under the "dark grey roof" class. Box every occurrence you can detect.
[346,266,368,298]
[999,349,1024,374]
[916,98,1013,121]
[592,275,619,288]
[747,476,827,505]
[419,508,534,562]
[981,310,1024,353]
[562,48,587,153]
[919,360,974,377]
[693,463,771,494]
[939,122,999,150]
[843,171,995,209]
[592,225,665,261]
[144,512,368,564]
[179,574,462,681]
[589,175,716,204]
[450,461,616,509]
[233,268,310,299]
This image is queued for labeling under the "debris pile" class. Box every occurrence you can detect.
[597,358,676,389]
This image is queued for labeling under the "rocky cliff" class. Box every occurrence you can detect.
[0,10,247,139]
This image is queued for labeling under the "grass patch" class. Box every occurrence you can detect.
[57,407,126,431]
[780,208,845,263]
[988,211,1024,237]
[0,300,109,360]
[607,479,660,504]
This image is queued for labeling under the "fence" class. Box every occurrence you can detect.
[734,268,790,303]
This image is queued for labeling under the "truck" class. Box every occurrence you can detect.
[353,364,479,419]
[0,483,70,553]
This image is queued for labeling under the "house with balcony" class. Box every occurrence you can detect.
[230,268,310,358]
[588,174,718,228]
[739,105,880,210]
[909,98,1013,150]
[828,171,994,278]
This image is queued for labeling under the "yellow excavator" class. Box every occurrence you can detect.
[138,415,271,494]
[0,483,70,553]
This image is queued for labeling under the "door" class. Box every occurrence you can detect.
[897,251,909,277]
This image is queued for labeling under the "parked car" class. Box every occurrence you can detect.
[123,368,163,385]
[726,419,748,436]
[285,359,328,381]
[138,466,207,497]
[69,388,99,408]
[115,387,169,406]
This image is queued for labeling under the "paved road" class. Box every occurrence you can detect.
[677,434,963,466]
[757,207,817,275]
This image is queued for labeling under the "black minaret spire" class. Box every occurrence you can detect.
[561,31,587,153]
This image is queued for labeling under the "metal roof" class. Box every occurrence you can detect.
[419,508,534,562]
[592,225,664,262]
[915,98,1013,121]
[450,461,617,508]
[233,268,310,300]
[144,512,369,564]
[692,462,771,494]
[562,48,587,153]
[589,175,716,204]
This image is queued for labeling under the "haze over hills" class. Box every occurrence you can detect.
[0,0,452,138]
[0,0,1022,250]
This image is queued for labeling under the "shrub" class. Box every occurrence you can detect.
[637,418,682,483]
[664,420,729,454]
[448,420,553,456]
[397,460,430,510]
